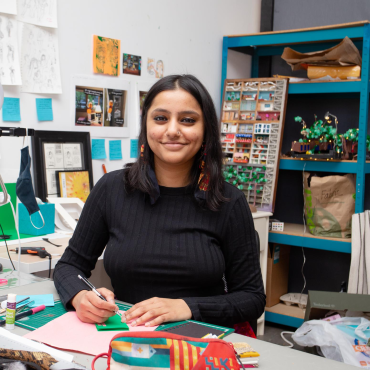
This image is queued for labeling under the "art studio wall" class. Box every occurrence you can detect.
[0,0,261,185]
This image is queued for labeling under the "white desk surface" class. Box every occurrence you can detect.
[0,280,353,370]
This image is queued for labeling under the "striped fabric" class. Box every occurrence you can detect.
[348,210,370,294]
[94,332,240,370]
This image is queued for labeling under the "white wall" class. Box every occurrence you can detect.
[0,0,260,185]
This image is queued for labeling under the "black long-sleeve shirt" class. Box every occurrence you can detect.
[54,169,265,327]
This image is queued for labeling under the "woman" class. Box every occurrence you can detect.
[54,74,265,330]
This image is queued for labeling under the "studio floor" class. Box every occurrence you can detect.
[257,323,306,353]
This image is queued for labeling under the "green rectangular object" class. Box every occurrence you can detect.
[96,314,129,331]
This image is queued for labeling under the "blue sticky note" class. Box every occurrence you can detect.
[36,98,53,121]
[2,97,21,121]
[109,140,122,160]
[130,139,139,158]
[17,294,54,308]
[91,139,107,159]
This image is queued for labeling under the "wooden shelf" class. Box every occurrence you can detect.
[269,223,351,253]
[265,303,305,328]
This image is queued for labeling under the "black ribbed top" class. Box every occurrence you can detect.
[54,169,265,327]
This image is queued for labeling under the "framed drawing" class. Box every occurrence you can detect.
[31,130,93,202]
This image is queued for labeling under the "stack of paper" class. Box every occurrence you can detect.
[233,342,260,368]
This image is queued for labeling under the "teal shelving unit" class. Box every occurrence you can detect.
[221,22,370,328]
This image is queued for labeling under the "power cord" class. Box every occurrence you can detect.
[279,164,308,348]
[0,223,15,271]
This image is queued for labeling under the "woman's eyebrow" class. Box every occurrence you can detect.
[151,108,200,117]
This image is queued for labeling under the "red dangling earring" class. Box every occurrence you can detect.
[141,144,144,158]
[198,144,209,191]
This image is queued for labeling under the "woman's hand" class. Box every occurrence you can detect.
[71,287,118,324]
[123,297,192,327]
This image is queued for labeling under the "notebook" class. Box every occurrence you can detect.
[159,320,232,338]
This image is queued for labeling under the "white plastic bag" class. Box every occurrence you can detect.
[292,318,370,368]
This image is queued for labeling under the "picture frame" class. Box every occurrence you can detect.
[56,169,91,203]
[31,130,93,202]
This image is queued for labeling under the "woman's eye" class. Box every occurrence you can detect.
[154,116,167,122]
[182,117,196,124]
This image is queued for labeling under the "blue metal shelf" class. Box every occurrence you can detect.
[288,81,361,94]
[279,159,370,173]
[265,311,303,328]
[269,229,351,253]
[226,25,365,48]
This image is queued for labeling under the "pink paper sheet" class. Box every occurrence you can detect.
[23,312,157,356]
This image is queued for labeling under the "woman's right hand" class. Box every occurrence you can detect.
[71,287,118,324]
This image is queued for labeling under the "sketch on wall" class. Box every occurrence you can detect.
[21,23,62,93]
[0,15,22,85]
[17,0,58,28]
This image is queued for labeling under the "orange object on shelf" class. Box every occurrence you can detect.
[307,65,361,80]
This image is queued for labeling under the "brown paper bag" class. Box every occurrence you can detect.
[303,173,355,238]
[282,37,362,71]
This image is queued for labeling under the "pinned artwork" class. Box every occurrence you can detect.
[21,24,62,93]
[147,58,155,75]
[221,78,289,212]
[93,35,120,77]
[155,60,164,79]
[17,0,58,28]
[0,14,22,85]
[122,54,141,76]
[75,85,127,128]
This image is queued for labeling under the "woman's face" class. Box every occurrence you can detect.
[147,89,204,167]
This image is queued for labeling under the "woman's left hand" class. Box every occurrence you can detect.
[122,297,192,327]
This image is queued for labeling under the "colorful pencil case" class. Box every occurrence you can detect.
[92,331,243,369]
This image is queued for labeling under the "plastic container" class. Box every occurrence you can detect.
[5,293,16,330]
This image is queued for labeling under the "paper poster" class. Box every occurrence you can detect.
[63,143,83,169]
[109,140,122,160]
[0,15,22,85]
[104,88,127,127]
[122,54,141,76]
[0,0,17,15]
[2,97,21,121]
[43,143,64,168]
[46,168,62,195]
[91,139,106,159]
[93,35,120,76]
[139,91,147,122]
[36,98,53,121]
[21,23,62,93]
[17,0,58,28]
[75,85,127,129]
[130,139,139,158]
[59,171,90,202]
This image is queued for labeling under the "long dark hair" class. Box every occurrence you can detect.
[124,74,227,211]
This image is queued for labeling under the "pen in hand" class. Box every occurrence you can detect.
[77,275,122,318]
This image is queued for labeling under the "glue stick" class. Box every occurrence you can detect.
[5,293,16,330]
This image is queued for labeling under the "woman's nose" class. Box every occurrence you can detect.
[166,117,180,137]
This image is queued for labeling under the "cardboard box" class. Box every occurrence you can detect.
[305,290,370,321]
[266,244,291,308]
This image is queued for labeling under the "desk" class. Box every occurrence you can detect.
[0,211,272,335]
[1,280,351,370]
